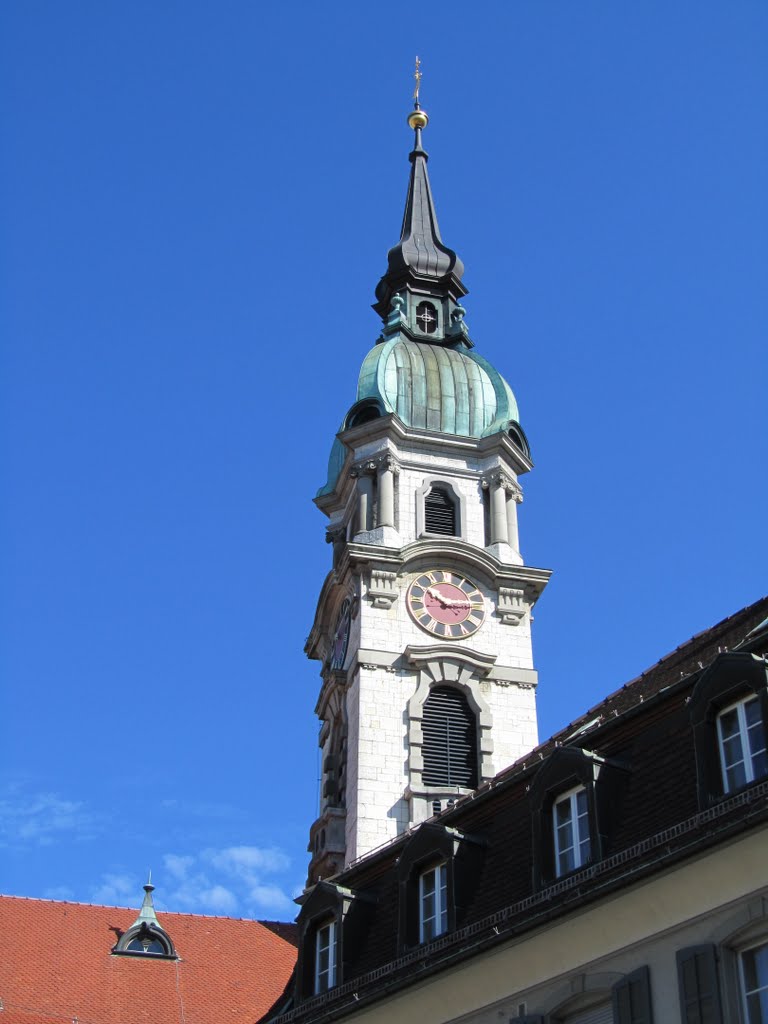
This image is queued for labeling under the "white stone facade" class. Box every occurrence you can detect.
[306,415,551,877]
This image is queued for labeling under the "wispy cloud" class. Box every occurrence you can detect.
[0,788,97,847]
[161,844,295,917]
[91,873,137,906]
[88,843,297,918]
[206,844,290,875]
[43,885,76,901]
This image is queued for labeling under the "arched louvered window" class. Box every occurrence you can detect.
[422,686,478,788]
[424,486,457,536]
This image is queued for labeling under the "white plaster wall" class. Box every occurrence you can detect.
[482,681,539,774]
[345,665,412,860]
[347,592,539,859]
[343,672,360,855]
[339,430,542,860]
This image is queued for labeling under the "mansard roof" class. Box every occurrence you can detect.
[272,594,768,1024]
[0,895,297,1024]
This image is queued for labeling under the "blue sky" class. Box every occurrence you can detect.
[1,2,766,919]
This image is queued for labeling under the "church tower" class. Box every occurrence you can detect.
[305,87,551,884]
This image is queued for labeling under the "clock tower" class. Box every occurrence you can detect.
[305,94,551,884]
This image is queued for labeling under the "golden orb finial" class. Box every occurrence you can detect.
[408,108,429,130]
[408,56,428,130]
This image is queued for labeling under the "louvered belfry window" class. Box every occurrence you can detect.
[424,486,457,536]
[422,686,478,788]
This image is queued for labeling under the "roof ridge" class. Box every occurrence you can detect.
[0,893,295,926]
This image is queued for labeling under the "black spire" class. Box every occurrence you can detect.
[373,101,467,321]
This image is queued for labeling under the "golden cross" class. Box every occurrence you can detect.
[413,56,422,102]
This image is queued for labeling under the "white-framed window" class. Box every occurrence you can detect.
[738,940,768,1023]
[314,920,336,994]
[419,862,448,943]
[716,695,768,793]
[553,785,591,876]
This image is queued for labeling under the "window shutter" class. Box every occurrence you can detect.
[422,686,478,788]
[613,966,653,1024]
[424,487,456,535]
[676,945,722,1024]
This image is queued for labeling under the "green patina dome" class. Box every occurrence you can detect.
[356,337,518,437]
[317,339,522,497]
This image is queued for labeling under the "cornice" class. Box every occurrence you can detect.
[341,538,551,599]
[315,416,533,513]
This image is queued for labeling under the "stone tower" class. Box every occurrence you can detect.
[305,97,551,884]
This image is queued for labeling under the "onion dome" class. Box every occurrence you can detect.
[355,336,518,437]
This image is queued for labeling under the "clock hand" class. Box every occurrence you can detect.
[425,586,471,610]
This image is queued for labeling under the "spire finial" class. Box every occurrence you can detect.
[408,56,428,131]
[413,56,422,104]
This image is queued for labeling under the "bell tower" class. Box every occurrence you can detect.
[305,81,551,884]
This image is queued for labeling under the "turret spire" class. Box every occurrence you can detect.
[373,61,467,320]
[132,873,160,927]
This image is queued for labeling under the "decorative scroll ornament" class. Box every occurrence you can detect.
[351,452,400,478]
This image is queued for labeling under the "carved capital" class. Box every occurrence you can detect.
[374,452,400,475]
[481,469,519,494]
[497,586,526,626]
[367,568,398,609]
[350,459,377,478]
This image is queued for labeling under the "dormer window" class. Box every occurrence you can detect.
[689,652,768,806]
[113,880,177,959]
[314,919,337,993]
[418,862,447,942]
[717,695,767,793]
[416,301,438,335]
[529,746,629,888]
[553,785,591,876]
[396,823,483,951]
[124,925,172,956]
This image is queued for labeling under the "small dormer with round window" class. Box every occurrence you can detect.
[113,879,177,959]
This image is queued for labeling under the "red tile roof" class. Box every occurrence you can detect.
[0,895,297,1024]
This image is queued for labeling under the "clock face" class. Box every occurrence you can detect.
[407,570,486,639]
[330,597,352,670]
